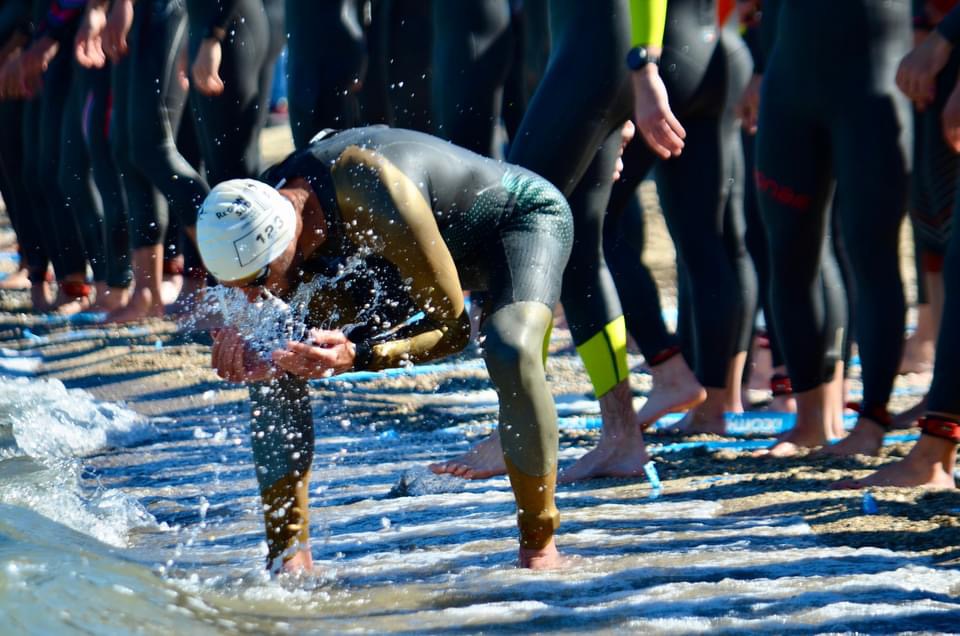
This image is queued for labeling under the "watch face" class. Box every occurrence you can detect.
[627,46,648,70]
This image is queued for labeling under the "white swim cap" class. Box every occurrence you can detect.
[197,179,297,283]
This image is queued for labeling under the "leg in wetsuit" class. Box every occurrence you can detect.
[110,0,209,321]
[605,9,756,434]
[431,0,514,157]
[756,0,910,455]
[187,0,272,182]
[285,0,366,148]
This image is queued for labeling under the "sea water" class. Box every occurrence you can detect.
[1,351,959,633]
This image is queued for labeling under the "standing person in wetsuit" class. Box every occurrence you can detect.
[100,0,211,322]
[837,4,960,489]
[197,126,573,571]
[603,0,758,439]
[432,0,696,484]
[751,0,911,457]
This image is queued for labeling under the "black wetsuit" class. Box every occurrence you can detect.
[232,126,572,562]
[431,0,515,157]
[284,0,367,148]
[756,0,911,416]
[606,3,757,389]
[506,0,634,399]
[111,0,208,250]
[186,0,276,182]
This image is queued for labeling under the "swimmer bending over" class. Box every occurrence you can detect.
[197,126,573,572]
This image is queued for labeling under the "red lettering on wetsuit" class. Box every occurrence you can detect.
[755,169,812,211]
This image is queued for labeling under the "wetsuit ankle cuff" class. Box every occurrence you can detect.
[846,402,892,431]
[919,416,960,443]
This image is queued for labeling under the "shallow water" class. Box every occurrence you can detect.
[0,334,958,634]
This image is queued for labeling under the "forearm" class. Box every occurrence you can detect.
[354,313,472,371]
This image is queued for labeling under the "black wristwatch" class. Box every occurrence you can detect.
[626,46,660,71]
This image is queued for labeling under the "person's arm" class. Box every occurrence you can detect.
[331,146,472,371]
[102,0,134,62]
[272,146,472,377]
[187,0,240,96]
[74,0,108,67]
[627,0,686,159]
[897,4,957,110]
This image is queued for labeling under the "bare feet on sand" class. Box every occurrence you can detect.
[637,354,706,429]
[519,538,567,569]
[753,386,832,458]
[832,435,957,489]
[91,284,131,312]
[559,380,650,483]
[429,432,507,479]
[104,288,164,324]
[817,417,886,458]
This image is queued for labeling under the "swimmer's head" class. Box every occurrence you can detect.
[197,179,297,284]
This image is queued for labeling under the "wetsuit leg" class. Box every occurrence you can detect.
[38,50,88,280]
[911,49,960,275]
[383,0,432,131]
[86,65,132,289]
[19,98,53,280]
[603,189,678,360]
[247,374,314,565]
[59,64,107,284]
[431,0,514,157]
[481,172,572,549]
[755,81,835,393]
[561,130,630,396]
[285,0,366,149]
[189,0,271,183]
[927,200,960,417]
[0,100,40,272]
[831,98,908,412]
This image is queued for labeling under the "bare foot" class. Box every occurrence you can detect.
[160,274,184,306]
[899,331,935,375]
[0,268,30,290]
[91,284,131,312]
[429,432,506,479]
[831,435,957,489]
[766,394,797,413]
[30,281,53,312]
[751,426,827,458]
[52,291,93,316]
[519,538,566,569]
[104,288,164,324]
[892,397,927,430]
[558,431,649,483]
[279,549,314,574]
[637,354,706,429]
[817,417,886,457]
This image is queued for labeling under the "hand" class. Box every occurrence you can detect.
[631,64,686,159]
[271,329,357,379]
[0,54,22,99]
[896,29,953,110]
[103,0,134,63]
[737,73,763,134]
[211,327,279,383]
[613,120,635,181]
[942,75,960,151]
[75,4,109,68]
[191,38,224,96]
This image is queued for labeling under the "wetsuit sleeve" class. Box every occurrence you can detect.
[330,146,472,371]
[628,0,668,47]
[189,0,240,41]
[35,0,85,43]
[937,5,960,44]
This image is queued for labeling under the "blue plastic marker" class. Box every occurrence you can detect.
[862,491,878,515]
[643,461,661,489]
